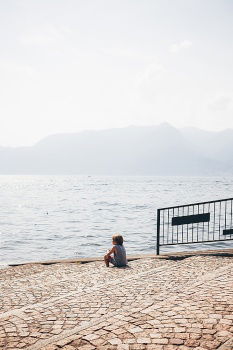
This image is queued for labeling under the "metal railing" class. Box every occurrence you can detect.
[156,197,233,255]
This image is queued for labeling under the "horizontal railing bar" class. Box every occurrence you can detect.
[158,197,233,211]
[160,238,233,246]
[172,213,210,226]
[223,229,233,235]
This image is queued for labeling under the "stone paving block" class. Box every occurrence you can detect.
[75,345,96,350]
[152,337,168,344]
[40,346,58,350]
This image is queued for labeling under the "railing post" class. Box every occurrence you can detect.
[157,209,160,255]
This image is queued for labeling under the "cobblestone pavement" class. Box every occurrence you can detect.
[1,254,233,350]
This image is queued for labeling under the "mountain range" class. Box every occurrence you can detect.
[0,123,232,175]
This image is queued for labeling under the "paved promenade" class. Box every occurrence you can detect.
[1,251,233,350]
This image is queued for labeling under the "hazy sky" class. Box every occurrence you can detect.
[1,0,233,146]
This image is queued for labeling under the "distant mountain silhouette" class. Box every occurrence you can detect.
[0,124,232,175]
[180,127,233,172]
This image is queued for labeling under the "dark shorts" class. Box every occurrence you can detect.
[109,256,117,266]
[109,256,126,267]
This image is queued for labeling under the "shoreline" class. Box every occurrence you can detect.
[5,247,233,267]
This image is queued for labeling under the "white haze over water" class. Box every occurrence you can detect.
[0,175,232,266]
[0,0,233,147]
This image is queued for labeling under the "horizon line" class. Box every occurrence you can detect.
[1,123,233,149]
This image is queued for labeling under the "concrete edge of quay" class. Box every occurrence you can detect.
[8,248,233,267]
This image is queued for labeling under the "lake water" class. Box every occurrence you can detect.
[0,175,232,266]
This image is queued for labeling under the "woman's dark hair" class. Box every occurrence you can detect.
[112,234,123,245]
